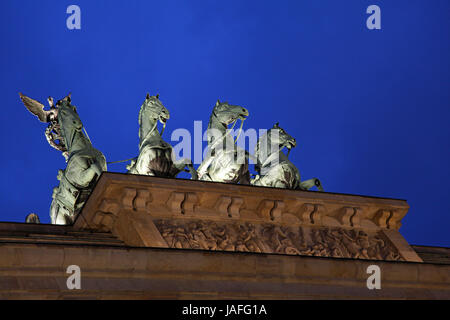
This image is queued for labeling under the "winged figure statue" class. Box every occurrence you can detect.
[19,93,107,224]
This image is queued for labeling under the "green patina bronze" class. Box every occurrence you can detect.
[251,123,323,191]
[197,100,250,184]
[19,93,107,224]
[20,92,324,225]
[127,94,197,179]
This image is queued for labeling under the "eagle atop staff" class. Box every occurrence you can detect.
[19,92,69,160]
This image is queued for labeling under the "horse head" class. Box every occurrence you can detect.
[255,122,296,170]
[211,99,248,126]
[208,100,249,145]
[129,93,197,179]
[139,93,170,146]
[54,93,86,153]
[270,122,297,152]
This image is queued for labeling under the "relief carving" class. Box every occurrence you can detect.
[154,219,404,261]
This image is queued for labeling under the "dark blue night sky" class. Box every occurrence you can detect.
[0,0,449,247]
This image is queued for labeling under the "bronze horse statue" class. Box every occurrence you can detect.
[126,94,197,179]
[197,100,250,184]
[20,93,107,224]
[251,123,323,191]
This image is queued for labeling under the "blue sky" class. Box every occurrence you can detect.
[0,0,449,247]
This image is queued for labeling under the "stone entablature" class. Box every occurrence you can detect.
[74,173,422,262]
[0,243,449,300]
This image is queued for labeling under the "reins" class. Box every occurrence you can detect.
[108,115,166,165]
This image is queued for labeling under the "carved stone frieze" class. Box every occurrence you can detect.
[74,173,421,262]
[154,219,404,261]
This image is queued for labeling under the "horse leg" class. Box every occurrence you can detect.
[126,159,137,173]
[132,148,158,176]
[239,169,251,185]
[86,161,103,181]
[173,158,198,180]
[50,201,70,225]
[273,179,289,189]
[238,156,250,185]
[187,163,198,180]
[197,155,214,180]
[299,178,323,191]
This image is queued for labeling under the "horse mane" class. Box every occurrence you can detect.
[138,97,155,141]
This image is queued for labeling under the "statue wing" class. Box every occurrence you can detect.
[19,92,50,122]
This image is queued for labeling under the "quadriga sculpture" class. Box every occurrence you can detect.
[19,93,107,224]
[127,94,197,179]
[197,100,250,184]
[251,123,323,191]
